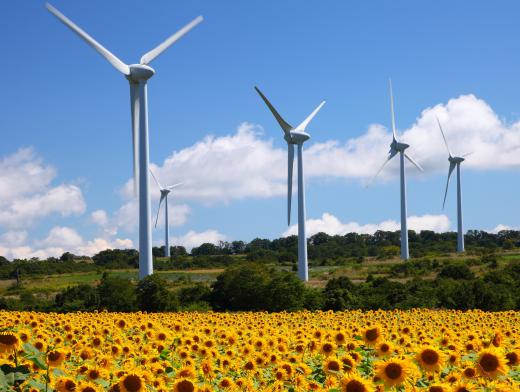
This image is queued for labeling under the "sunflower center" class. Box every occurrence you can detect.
[345,379,366,392]
[421,349,439,365]
[0,334,18,345]
[365,328,379,341]
[65,380,76,391]
[429,387,444,392]
[506,352,518,366]
[380,344,390,352]
[123,374,142,392]
[82,388,96,392]
[464,368,476,377]
[176,380,194,392]
[385,363,403,379]
[479,353,499,372]
[48,351,62,361]
[327,360,341,371]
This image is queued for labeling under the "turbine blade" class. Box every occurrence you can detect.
[46,3,130,75]
[389,79,398,141]
[443,162,457,209]
[155,194,166,228]
[140,15,204,65]
[369,150,398,184]
[130,83,139,196]
[436,116,452,157]
[462,152,473,158]
[294,101,326,132]
[254,86,293,134]
[149,168,163,190]
[404,153,424,172]
[167,182,183,190]
[287,144,295,225]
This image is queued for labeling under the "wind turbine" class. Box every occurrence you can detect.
[372,80,423,260]
[150,169,182,258]
[46,3,203,279]
[437,117,469,253]
[254,86,325,281]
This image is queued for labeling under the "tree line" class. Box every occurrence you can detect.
[1,229,519,278]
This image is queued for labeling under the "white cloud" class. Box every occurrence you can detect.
[111,200,191,234]
[139,95,520,206]
[90,210,108,227]
[171,230,227,251]
[490,224,516,233]
[0,226,133,260]
[282,213,451,237]
[0,149,86,229]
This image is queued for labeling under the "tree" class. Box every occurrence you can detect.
[210,263,271,311]
[60,252,75,262]
[179,283,211,307]
[97,274,137,311]
[437,264,475,280]
[136,274,178,312]
[191,243,218,256]
[55,284,99,311]
[262,271,306,311]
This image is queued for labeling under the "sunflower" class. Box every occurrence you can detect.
[374,358,416,388]
[339,354,357,373]
[416,346,444,372]
[505,350,519,367]
[118,372,146,392]
[476,348,508,378]
[375,341,393,357]
[427,383,450,392]
[320,341,335,357]
[77,381,103,392]
[173,378,197,392]
[218,377,234,389]
[54,377,77,392]
[0,332,19,353]
[176,366,196,379]
[323,357,342,375]
[47,349,66,367]
[451,381,475,392]
[340,374,374,392]
[362,327,382,346]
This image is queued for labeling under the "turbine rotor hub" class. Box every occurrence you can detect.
[391,139,409,152]
[449,156,465,164]
[288,130,310,144]
[127,64,155,82]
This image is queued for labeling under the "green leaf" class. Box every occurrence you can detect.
[159,349,170,360]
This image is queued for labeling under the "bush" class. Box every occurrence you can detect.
[437,263,475,280]
[97,274,137,311]
[210,263,306,311]
[136,274,178,312]
[55,284,99,311]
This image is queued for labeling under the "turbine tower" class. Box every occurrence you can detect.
[372,80,423,260]
[150,170,182,258]
[46,4,203,279]
[437,117,470,253]
[255,86,325,281]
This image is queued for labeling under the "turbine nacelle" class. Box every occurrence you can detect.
[449,156,465,164]
[390,139,409,152]
[160,188,171,197]
[286,130,311,145]
[127,64,155,83]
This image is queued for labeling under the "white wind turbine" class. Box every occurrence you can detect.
[150,169,182,258]
[255,86,325,281]
[372,80,423,260]
[437,117,470,253]
[46,3,203,279]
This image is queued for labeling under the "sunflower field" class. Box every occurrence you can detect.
[0,310,519,392]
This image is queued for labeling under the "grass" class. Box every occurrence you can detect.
[3,249,519,295]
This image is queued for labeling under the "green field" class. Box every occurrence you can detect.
[3,250,520,298]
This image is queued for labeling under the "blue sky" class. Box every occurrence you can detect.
[1,1,520,257]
